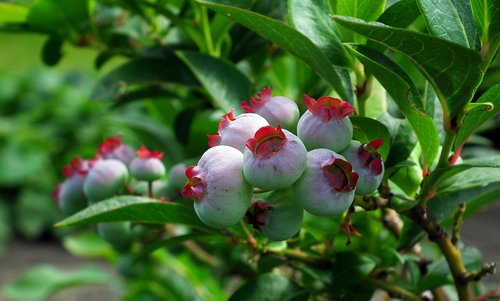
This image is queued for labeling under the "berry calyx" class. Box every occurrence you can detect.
[243,125,307,190]
[98,133,135,164]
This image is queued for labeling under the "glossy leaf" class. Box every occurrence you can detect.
[417,0,479,49]
[330,0,386,42]
[334,16,483,122]
[3,265,112,301]
[176,50,251,113]
[90,57,196,101]
[422,156,500,196]
[377,0,420,28]
[455,82,500,149]
[289,0,352,68]
[198,0,349,101]
[346,44,439,169]
[229,272,309,301]
[378,113,418,169]
[350,116,391,160]
[471,0,500,44]
[0,3,28,23]
[55,196,210,231]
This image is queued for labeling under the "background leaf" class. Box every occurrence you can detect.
[90,57,196,102]
[346,44,439,169]
[176,50,251,113]
[334,16,483,122]
[288,0,352,68]
[417,0,479,49]
[55,196,210,231]
[199,0,350,101]
[3,265,112,301]
[455,82,500,149]
[229,272,309,301]
[0,3,28,23]
[378,113,418,169]
[377,0,420,28]
[41,36,64,66]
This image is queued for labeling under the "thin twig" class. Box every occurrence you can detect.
[452,203,466,246]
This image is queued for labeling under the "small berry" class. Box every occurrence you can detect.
[293,148,358,216]
[98,134,135,165]
[246,189,303,241]
[55,157,91,215]
[84,159,129,203]
[297,95,355,152]
[243,125,307,190]
[341,139,385,195]
[130,146,166,182]
[208,109,268,152]
[182,145,252,229]
[241,87,299,130]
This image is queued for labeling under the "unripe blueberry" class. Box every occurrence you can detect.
[246,189,303,241]
[241,87,299,130]
[208,109,269,152]
[54,157,92,215]
[181,145,252,229]
[297,95,355,152]
[243,125,307,190]
[97,222,132,251]
[130,146,166,182]
[167,161,190,191]
[84,159,129,203]
[341,139,385,195]
[293,148,359,216]
[97,134,135,165]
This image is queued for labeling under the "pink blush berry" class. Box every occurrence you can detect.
[293,148,358,216]
[182,145,253,229]
[83,159,129,203]
[130,146,166,182]
[297,95,354,152]
[341,139,384,195]
[241,87,299,130]
[208,110,268,152]
[243,125,307,190]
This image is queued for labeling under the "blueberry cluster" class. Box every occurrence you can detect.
[182,88,385,241]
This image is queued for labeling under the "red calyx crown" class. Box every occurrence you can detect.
[98,133,123,155]
[208,109,237,148]
[181,166,206,202]
[241,86,272,113]
[246,125,286,157]
[136,146,163,160]
[245,200,273,230]
[323,157,359,192]
[358,139,384,175]
[304,95,355,122]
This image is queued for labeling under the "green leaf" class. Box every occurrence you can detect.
[331,252,376,289]
[134,233,213,262]
[334,16,483,122]
[62,231,115,259]
[417,0,479,49]
[26,0,92,40]
[90,57,196,102]
[55,196,211,231]
[455,82,500,149]
[3,265,112,301]
[330,0,386,42]
[377,0,420,28]
[176,50,251,113]
[378,113,418,169]
[345,44,439,169]
[421,156,500,197]
[0,3,28,23]
[198,0,350,101]
[471,0,500,45]
[229,272,309,301]
[288,0,352,68]
[41,36,64,66]
[350,116,391,160]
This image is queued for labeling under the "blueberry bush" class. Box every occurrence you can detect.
[2,0,500,300]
